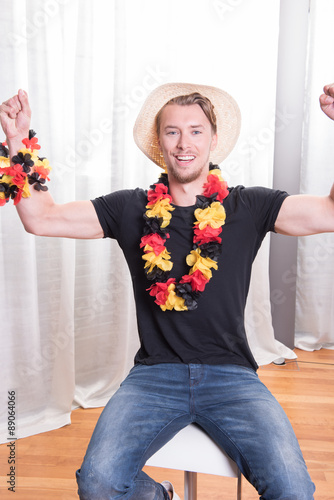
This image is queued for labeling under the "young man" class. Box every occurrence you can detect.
[1,82,334,499]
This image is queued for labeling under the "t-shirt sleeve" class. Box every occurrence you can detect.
[239,186,289,238]
[91,189,135,239]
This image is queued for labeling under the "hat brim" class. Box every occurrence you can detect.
[133,82,241,169]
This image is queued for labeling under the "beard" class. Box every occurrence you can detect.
[167,165,204,184]
[166,154,211,185]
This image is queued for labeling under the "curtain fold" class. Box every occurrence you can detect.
[295,0,334,351]
[1,0,296,443]
[0,0,79,442]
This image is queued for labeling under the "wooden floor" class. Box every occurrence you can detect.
[0,348,333,499]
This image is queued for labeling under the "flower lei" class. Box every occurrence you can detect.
[0,130,51,206]
[140,163,229,312]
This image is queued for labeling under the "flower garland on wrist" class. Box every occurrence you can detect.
[0,130,51,206]
[140,163,229,312]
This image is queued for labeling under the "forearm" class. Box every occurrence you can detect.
[5,135,54,233]
[15,188,57,235]
[7,136,27,163]
[276,191,334,236]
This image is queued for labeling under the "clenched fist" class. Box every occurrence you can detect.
[0,89,31,142]
[319,83,334,121]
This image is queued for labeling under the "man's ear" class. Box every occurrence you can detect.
[210,133,218,152]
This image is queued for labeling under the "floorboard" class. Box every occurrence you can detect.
[0,348,333,499]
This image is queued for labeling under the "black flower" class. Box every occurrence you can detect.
[197,242,222,261]
[195,194,217,209]
[146,267,170,281]
[142,214,168,237]
[28,172,48,191]
[174,283,200,311]
[0,143,9,158]
[0,182,19,201]
[11,152,34,173]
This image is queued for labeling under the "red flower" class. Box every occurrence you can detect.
[148,278,175,305]
[2,141,7,147]
[22,137,41,151]
[13,189,23,205]
[147,183,172,206]
[35,165,50,180]
[8,164,27,186]
[202,176,228,202]
[193,225,222,245]
[0,166,10,175]
[140,233,167,256]
[180,270,209,292]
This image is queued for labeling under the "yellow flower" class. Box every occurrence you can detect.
[0,157,10,169]
[0,175,31,199]
[20,147,31,155]
[146,198,174,228]
[142,248,173,273]
[22,180,31,198]
[208,168,223,179]
[35,157,51,172]
[186,249,218,280]
[194,202,226,230]
[161,282,187,311]
[0,174,13,185]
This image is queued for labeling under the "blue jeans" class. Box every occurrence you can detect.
[76,364,315,499]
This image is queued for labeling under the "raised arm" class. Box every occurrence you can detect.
[0,90,103,239]
[275,83,334,236]
[275,188,334,236]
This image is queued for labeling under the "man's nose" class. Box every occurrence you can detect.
[177,133,191,150]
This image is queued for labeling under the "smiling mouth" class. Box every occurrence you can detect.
[174,155,196,163]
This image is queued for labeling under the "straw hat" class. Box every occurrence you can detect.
[133,82,241,169]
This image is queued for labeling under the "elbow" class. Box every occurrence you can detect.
[21,218,46,236]
[23,223,40,236]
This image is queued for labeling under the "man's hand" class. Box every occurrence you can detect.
[0,89,31,141]
[319,83,334,120]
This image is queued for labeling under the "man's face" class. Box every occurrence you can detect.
[157,103,218,184]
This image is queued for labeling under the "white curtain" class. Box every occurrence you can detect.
[294,0,334,351]
[0,0,296,443]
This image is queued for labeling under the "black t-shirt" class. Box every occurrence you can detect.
[92,185,288,371]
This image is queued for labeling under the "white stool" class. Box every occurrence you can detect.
[146,423,242,500]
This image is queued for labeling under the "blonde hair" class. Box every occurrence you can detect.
[155,92,217,137]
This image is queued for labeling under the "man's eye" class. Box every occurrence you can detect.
[192,130,201,134]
